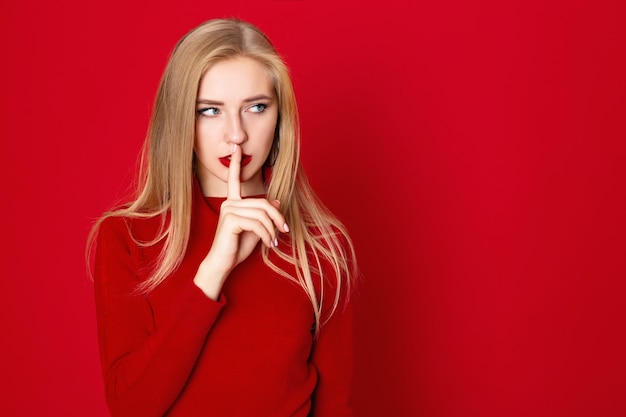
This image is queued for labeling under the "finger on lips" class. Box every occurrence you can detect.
[227,144,242,200]
[225,144,289,241]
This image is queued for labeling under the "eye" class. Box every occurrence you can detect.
[248,103,267,113]
[197,107,220,116]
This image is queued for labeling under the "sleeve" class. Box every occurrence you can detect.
[308,296,355,417]
[94,216,226,417]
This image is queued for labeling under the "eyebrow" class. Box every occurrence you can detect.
[196,94,274,105]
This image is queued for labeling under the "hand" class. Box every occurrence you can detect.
[193,144,289,299]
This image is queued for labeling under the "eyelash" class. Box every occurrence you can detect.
[249,103,267,113]
[196,103,268,117]
[197,107,219,116]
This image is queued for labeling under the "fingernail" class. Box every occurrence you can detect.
[283,223,290,233]
[232,144,237,153]
[273,200,281,206]
[273,238,279,247]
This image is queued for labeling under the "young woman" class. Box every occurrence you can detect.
[88,18,357,417]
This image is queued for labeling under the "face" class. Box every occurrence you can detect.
[194,57,278,197]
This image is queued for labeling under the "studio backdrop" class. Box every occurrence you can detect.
[1,1,625,416]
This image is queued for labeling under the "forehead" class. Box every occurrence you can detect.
[197,57,275,100]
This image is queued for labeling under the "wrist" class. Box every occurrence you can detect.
[193,259,229,301]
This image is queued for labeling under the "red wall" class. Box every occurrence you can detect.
[2,1,625,416]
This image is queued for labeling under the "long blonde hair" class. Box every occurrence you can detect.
[87,18,356,334]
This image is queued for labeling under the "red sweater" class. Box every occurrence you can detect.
[94,180,354,417]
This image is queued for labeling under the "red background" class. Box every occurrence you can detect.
[2,1,625,416]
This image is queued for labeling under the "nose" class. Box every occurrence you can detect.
[225,112,247,144]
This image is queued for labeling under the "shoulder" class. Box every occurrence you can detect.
[98,212,167,244]
[94,213,168,284]
[93,214,168,275]
[96,215,130,247]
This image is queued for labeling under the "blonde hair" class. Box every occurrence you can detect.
[87,18,356,334]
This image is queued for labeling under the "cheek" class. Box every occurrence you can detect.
[263,123,276,145]
[195,123,219,148]
[260,115,278,146]
[194,127,212,159]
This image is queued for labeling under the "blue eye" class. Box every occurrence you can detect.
[249,103,267,113]
[198,107,220,116]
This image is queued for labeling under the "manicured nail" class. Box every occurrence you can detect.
[283,223,290,233]
[273,200,281,206]
[232,144,237,153]
[273,238,279,247]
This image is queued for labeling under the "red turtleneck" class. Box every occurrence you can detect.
[93,179,354,417]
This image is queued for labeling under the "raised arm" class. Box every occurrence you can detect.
[193,143,288,299]
[94,216,225,417]
[95,145,289,417]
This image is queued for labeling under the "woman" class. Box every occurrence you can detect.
[89,18,357,417]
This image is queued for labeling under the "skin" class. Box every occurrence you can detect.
[192,58,290,300]
[194,57,277,198]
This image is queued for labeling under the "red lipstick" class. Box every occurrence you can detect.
[219,154,252,168]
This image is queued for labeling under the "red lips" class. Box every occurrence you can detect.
[219,154,252,168]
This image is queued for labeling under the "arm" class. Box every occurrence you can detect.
[193,143,288,299]
[309,300,355,417]
[95,145,287,417]
[94,216,225,417]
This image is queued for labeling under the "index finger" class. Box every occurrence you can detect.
[227,144,242,200]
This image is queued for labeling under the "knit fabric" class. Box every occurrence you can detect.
[94,179,353,417]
